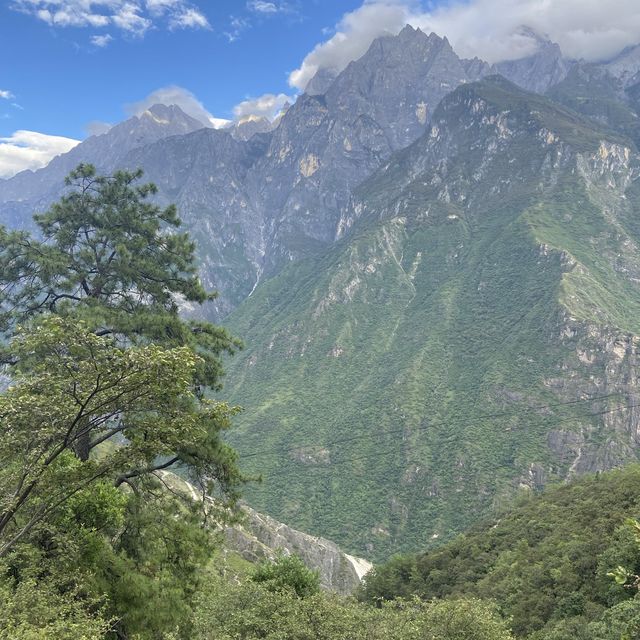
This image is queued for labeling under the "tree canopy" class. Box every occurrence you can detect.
[0,163,239,390]
[0,165,245,638]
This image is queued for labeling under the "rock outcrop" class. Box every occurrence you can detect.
[225,506,372,595]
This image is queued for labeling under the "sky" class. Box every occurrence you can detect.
[2,0,640,178]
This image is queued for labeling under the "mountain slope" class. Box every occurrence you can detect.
[495,27,573,93]
[120,128,270,318]
[0,27,495,318]
[243,26,492,278]
[0,104,205,228]
[222,77,640,560]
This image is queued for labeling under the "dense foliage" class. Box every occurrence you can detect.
[360,466,640,637]
[251,552,321,598]
[0,163,239,392]
[193,572,514,640]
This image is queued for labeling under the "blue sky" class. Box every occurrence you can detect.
[0,1,366,140]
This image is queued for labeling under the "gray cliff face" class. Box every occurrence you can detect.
[159,472,371,593]
[232,116,278,141]
[305,68,339,96]
[224,506,372,595]
[0,104,206,228]
[245,26,492,276]
[604,44,640,86]
[495,29,573,93]
[121,128,270,318]
[325,26,485,151]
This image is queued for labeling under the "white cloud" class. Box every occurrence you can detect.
[247,1,278,13]
[289,0,640,90]
[209,116,233,129]
[90,33,113,46]
[224,16,250,42]
[146,0,180,14]
[127,85,293,129]
[11,0,210,37]
[0,90,14,100]
[289,1,409,90]
[412,0,640,64]
[0,130,80,178]
[233,93,293,121]
[247,1,295,15]
[111,2,151,34]
[169,7,209,29]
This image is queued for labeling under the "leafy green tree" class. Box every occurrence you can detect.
[583,598,640,640]
[0,163,239,394]
[193,574,514,640]
[0,164,243,505]
[416,598,513,640]
[359,468,640,637]
[251,552,321,598]
[0,317,240,558]
[0,560,113,640]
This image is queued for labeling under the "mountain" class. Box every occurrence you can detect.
[0,103,205,228]
[231,115,278,141]
[604,43,640,86]
[221,76,640,560]
[0,27,496,317]
[240,26,492,279]
[495,27,573,93]
[5,25,640,562]
[159,470,371,595]
[225,504,372,595]
[120,127,270,318]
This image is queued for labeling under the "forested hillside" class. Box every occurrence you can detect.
[361,465,640,639]
[223,76,640,559]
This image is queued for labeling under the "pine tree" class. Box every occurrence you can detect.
[0,163,239,392]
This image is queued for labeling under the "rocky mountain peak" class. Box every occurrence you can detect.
[136,102,207,133]
[0,101,206,214]
[305,67,339,95]
[495,26,572,93]
[232,115,276,141]
[322,25,479,148]
[604,43,640,86]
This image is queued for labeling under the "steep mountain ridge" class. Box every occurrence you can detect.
[0,103,206,228]
[2,26,628,315]
[242,26,492,278]
[0,26,501,316]
[495,27,573,93]
[221,77,640,559]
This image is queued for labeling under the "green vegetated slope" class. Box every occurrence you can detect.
[360,465,640,639]
[547,63,640,148]
[223,77,640,561]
